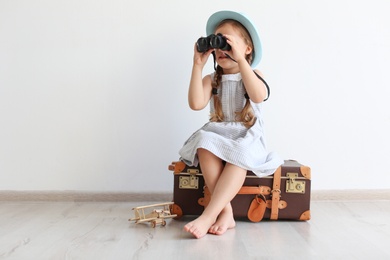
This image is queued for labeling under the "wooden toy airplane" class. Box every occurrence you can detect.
[129,202,177,228]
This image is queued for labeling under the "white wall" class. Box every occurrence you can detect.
[0,0,389,192]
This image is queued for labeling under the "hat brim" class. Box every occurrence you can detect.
[206,10,262,68]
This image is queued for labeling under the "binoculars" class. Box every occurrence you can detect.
[196,33,231,52]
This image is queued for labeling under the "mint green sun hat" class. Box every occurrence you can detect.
[206,10,262,68]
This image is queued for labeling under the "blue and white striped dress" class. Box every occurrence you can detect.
[179,72,283,177]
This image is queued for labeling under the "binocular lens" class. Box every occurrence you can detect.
[197,37,211,53]
[210,36,222,48]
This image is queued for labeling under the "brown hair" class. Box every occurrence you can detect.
[209,19,256,128]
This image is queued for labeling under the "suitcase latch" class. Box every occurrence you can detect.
[286,173,306,194]
[179,176,199,189]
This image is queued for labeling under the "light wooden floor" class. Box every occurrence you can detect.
[0,199,389,259]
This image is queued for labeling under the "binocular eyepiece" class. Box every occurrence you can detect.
[197,33,231,52]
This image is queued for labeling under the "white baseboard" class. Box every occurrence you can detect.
[0,190,389,202]
[311,189,390,201]
[0,191,173,202]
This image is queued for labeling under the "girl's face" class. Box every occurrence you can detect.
[214,22,252,73]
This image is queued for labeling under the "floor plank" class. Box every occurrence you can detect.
[0,200,389,259]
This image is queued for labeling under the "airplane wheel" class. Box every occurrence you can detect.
[162,220,166,226]
[151,221,156,228]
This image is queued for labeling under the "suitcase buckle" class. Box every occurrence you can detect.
[179,176,199,189]
[286,173,306,194]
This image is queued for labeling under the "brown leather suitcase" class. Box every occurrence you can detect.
[168,160,311,222]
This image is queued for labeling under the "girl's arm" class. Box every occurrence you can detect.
[238,61,268,103]
[224,34,268,103]
[188,44,213,110]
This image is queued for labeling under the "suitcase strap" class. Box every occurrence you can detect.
[199,185,271,207]
[270,166,282,220]
[237,186,271,195]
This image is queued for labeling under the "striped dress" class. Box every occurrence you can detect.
[179,72,283,177]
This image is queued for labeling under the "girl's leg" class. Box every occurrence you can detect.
[196,149,236,235]
[183,149,246,238]
[208,202,235,235]
[204,163,246,236]
[183,148,223,238]
[197,148,224,197]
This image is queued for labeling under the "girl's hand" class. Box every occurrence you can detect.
[223,34,249,64]
[193,43,214,68]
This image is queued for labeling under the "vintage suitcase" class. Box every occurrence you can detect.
[168,160,311,222]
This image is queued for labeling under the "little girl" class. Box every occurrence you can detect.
[179,10,283,239]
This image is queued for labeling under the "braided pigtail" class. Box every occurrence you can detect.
[236,96,255,128]
[209,65,224,122]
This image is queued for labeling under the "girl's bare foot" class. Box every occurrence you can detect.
[183,215,216,239]
[208,208,236,235]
